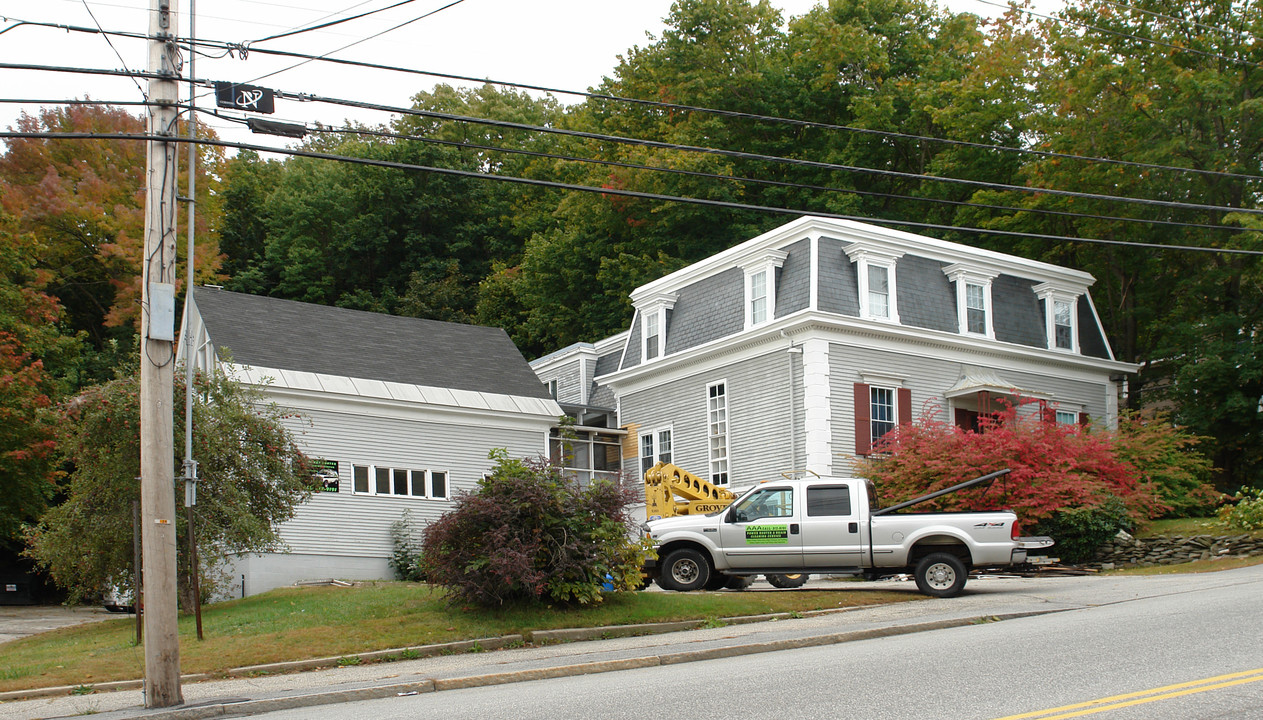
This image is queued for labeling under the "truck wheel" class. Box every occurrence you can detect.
[765,573,809,589]
[658,548,711,592]
[914,553,968,598]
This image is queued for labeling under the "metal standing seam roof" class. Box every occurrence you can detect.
[190,287,552,400]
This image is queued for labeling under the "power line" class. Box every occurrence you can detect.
[183,36,1263,185]
[5,55,1260,218]
[244,0,466,85]
[8,15,1263,184]
[976,0,1261,68]
[247,0,422,45]
[302,120,1251,235]
[4,130,1260,256]
[280,86,1263,217]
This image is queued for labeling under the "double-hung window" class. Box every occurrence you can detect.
[870,386,896,442]
[1053,300,1074,350]
[644,312,660,360]
[639,428,673,476]
[740,249,787,329]
[943,265,997,338]
[846,245,903,323]
[707,382,730,485]
[1034,282,1082,353]
[633,291,676,364]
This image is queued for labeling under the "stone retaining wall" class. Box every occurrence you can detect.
[1094,531,1263,568]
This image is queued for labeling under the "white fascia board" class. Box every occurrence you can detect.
[257,385,561,431]
[531,345,599,375]
[225,363,563,424]
[627,216,1096,303]
[597,309,1137,395]
[529,341,599,371]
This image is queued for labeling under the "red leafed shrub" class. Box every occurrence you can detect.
[859,399,1169,527]
[420,450,651,606]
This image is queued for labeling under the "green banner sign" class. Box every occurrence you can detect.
[745,524,789,545]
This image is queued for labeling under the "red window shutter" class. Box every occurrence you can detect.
[854,383,871,455]
[898,388,912,427]
[1079,412,1090,427]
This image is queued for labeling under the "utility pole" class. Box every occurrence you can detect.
[140,0,184,708]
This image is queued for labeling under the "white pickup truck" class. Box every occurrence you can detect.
[644,469,1052,597]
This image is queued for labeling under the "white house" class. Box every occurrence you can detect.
[179,288,562,596]
[532,216,1137,489]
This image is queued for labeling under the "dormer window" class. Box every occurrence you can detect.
[1033,282,1084,353]
[845,245,903,323]
[1053,300,1074,350]
[740,249,787,329]
[943,264,997,338]
[644,312,660,360]
[634,290,677,364]
[749,269,769,325]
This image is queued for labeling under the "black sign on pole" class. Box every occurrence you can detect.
[214,82,276,114]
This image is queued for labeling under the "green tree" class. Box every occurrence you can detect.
[23,368,315,605]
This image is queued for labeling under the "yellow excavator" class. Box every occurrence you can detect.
[643,462,809,590]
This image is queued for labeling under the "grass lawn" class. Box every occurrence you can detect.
[0,582,915,693]
[1137,517,1263,538]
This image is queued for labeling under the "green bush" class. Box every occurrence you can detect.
[420,450,652,606]
[1033,496,1133,564]
[1218,488,1263,531]
[1111,412,1221,518]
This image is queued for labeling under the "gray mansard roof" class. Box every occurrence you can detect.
[190,288,551,399]
[613,216,1116,373]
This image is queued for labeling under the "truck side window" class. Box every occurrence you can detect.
[807,486,851,517]
[732,487,793,522]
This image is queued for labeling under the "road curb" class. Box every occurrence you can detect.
[93,610,1063,719]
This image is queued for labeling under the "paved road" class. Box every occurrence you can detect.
[0,605,117,645]
[242,567,1263,720]
[3,566,1260,720]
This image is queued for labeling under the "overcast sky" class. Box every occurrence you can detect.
[0,0,1020,151]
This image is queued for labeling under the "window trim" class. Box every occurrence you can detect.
[943,265,997,339]
[740,250,787,330]
[707,380,730,486]
[1033,282,1082,354]
[853,381,912,455]
[845,246,903,323]
[638,425,674,477]
[350,464,449,500]
[634,291,677,364]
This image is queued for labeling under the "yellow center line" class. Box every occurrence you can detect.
[992,668,1263,720]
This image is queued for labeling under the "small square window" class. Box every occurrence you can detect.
[410,470,427,496]
[353,465,369,494]
[430,471,447,498]
[375,467,390,494]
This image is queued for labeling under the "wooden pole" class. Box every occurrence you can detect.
[140,0,183,706]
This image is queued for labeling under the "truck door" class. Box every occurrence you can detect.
[800,483,864,568]
[717,485,804,569]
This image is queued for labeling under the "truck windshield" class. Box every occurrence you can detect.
[730,487,793,523]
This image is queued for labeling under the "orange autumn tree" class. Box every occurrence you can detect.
[0,102,223,344]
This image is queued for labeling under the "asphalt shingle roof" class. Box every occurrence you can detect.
[191,288,550,399]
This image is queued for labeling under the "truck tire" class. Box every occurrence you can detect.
[765,573,809,589]
[658,548,711,592]
[914,552,968,597]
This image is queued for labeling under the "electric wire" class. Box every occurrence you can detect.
[1089,0,1260,42]
[282,86,1263,217]
[6,15,1262,184]
[4,130,1260,257]
[5,56,1260,219]
[243,0,466,85]
[304,120,1252,235]
[247,0,421,45]
[974,0,1261,68]
[78,0,149,100]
